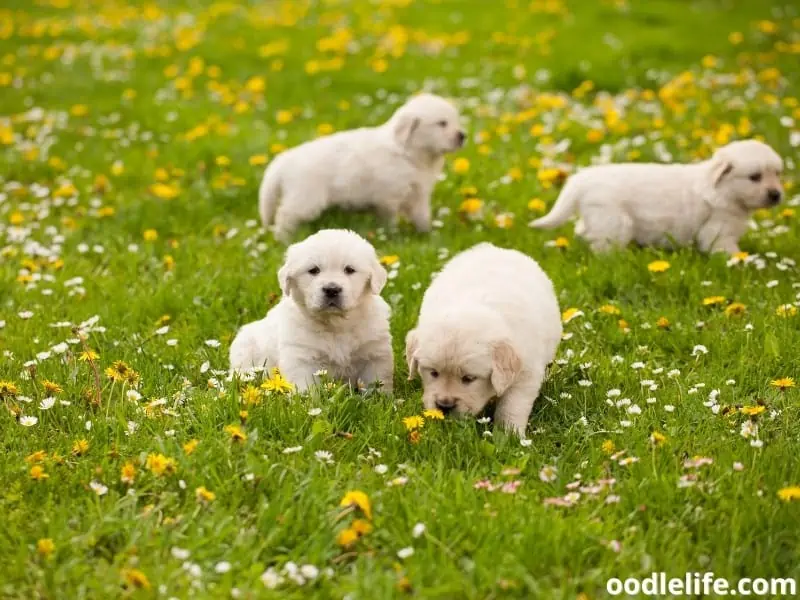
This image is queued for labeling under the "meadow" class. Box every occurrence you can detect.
[1,0,800,598]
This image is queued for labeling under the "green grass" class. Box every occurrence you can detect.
[2,0,800,597]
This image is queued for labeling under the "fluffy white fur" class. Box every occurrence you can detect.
[405,243,562,436]
[258,93,465,243]
[530,139,784,254]
[229,229,393,393]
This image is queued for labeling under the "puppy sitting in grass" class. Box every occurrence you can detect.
[258,93,465,243]
[229,229,393,393]
[530,139,784,255]
[405,243,562,436]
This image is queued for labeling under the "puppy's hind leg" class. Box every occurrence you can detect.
[357,352,394,395]
[273,187,329,244]
[578,207,634,253]
[405,192,432,233]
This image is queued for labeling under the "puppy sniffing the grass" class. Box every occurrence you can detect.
[405,243,562,436]
[530,139,784,254]
[258,93,465,243]
[229,229,393,393]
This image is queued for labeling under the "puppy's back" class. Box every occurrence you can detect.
[423,243,556,312]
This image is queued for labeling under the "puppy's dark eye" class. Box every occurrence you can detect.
[430,369,439,378]
[437,120,448,128]
[344,265,356,275]
[308,266,320,275]
[749,173,762,183]
[461,375,475,384]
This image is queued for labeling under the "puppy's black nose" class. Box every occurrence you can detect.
[435,397,456,413]
[456,131,466,146]
[767,189,782,205]
[323,284,342,298]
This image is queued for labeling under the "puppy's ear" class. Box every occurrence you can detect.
[394,113,420,147]
[405,329,419,380]
[277,249,295,296]
[277,264,292,296]
[710,157,733,187]
[490,341,521,396]
[368,257,388,294]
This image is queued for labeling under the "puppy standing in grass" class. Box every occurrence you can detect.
[405,243,562,436]
[229,229,393,393]
[530,139,784,254]
[258,93,465,243]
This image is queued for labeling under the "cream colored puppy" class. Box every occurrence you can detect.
[258,93,465,243]
[530,139,784,254]
[405,243,561,436]
[229,229,393,393]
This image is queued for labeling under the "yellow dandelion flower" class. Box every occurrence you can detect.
[120,462,136,485]
[79,350,99,362]
[249,154,268,166]
[224,424,247,443]
[725,302,747,317]
[528,198,546,212]
[245,76,265,93]
[340,490,372,520]
[195,486,216,503]
[452,157,470,174]
[183,439,199,455]
[648,260,670,273]
[776,304,798,318]
[702,296,726,307]
[403,415,425,431]
[149,182,180,200]
[0,380,20,397]
[408,430,422,444]
[336,527,358,547]
[459,198,483,215]
[145,453,177,477]
[380,255,400,266]
[561,308,583,323]
[778,486,800,502]
[30,465,49,480]
[740,405,766,416]
[143,229,158,241]
[241,385,262,405]
[72,439,89,456]
[276,109,293,125]
[601,439,616,454]
[656,317,671,329]
[599,304,621,315]
[553,236,570,248]
[37,538,55,558]
[351,519,373,535]
[770,377,795,390]
[25,450,47,464]
[261,369,294,394]
[422,408,444,420]
[650,431,667,446]
[121,568,151,590]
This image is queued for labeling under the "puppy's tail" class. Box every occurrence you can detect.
[258,161,282,227]
[529,174,582,230]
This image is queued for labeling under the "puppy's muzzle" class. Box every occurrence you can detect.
[321,283,343,308]
[434,396,458,415]
[766,188,782,206]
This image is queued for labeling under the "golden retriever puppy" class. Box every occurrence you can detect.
[405,243,561,436]
[230,229,393,393]
[258,93,465,243]
[530,139,783,254]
